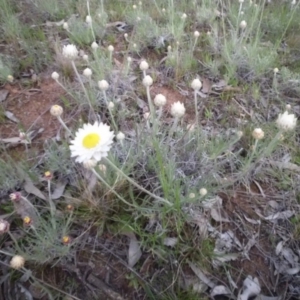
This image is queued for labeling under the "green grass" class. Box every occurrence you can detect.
[1,0,300,299]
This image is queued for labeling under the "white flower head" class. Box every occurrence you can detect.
[83,68,92,78]
[139,60,149,71]
[171,101,185,118]
[194,31,200,38]
[142,75,153,87]
[91,42,99,50]
[252,128,264,140]
[273,68,279,74]
[276,111,297,131]
[108,102,115,109]
[199,188,207,196]
[191,78,202,91]
[127,56,132,63]
[7,75,14,82]
[154,94,167,107]
[181,13,187,20]
[69,122,114,163]
[82,54,89,61]
[10,255,25,269]
[51,72,59,80]
[108,45,114,52]
[116,131,125,141]
[240,20,247,29]
[62,44,78,60]
[50,105,63,117]
[63,22,69,30]
[98,80,109,91]
[86,15,92,24]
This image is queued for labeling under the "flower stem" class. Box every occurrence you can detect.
[57,116,73,136]
[104,158,173,206]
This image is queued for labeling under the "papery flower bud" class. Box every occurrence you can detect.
[142,75,153,87]
[63,22,69,30]
[23,216,32,226]
[82,54,89,61]
[10,192,21,202]
[143,112,150,120]
[83,159,97,169]
[240,20,247,29]
[51,72,59,80]
[62,236,72,245]
[171,101,185,118]
[139,60,149,71]
[191,78,202,91]
[7,75,14,82]
[98,164,107,174]
[83,68,92,78]
[194,31,200,38]
[108,45,114,52]
[62,44,78,60]
[189,193,196,199]
[86,15,92,24]
[108,102,115,109]
[66,204,74,211]
[116,132,125,141]
[252,128,264,140]
[181,13,187,19]
[154,94,167,107]
[10,255,25,269]
[50,105,63,117]
[98,80,109,91]
[0,219,10,234]
[276,111,297,131]
[273,68,279,74]
[91,42,99,50]
[44,171,53,180]
[199,188,207,196]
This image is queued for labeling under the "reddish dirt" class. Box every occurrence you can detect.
[0,79,65,143]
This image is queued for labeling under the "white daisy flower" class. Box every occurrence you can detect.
[69,122,114,163]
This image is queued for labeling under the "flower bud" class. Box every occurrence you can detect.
[191,78,202,91]
[50,105,63,117]
[98,80,109,91]
[252,128,264,140]
[171,101,185,118]
[10,255,25,269]
[51,72,59,80]
[142,75,153,87]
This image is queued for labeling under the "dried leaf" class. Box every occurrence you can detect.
[0,137,22,144]
[210,208,230,222]
[281,248,298,266]
[265,210,294,220]
[276,241,284,255]
[24,178,46,201]
[201,195,223,209]
[0,89,9,102]
[45,19,65,27]
[188,262,216,288]
[211,285,231,297]
[254,295,282,300]
[163,237,178,247]
[201,77,213,94]
[285,267,300,275]
[51,181,67,200]
[238,276,261,300]
[244,215,261,225]
[127,233,142,267]
[4,111,20,123]
[214,253,239,263]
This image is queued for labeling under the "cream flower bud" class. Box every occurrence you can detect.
[286,104,291,111]
[139,60,149,71]
[91,42,99,50]
[51,72,59,80]
[83,159,97,169]
[252,128,264,140]
[162,8,166,13]
[108,45,114,52]
[154,94,167,107]
[142,75,153,87]
[199,188,207,196]
[189,193,196,199]
[127,56,132,63]
[273,68,279,74]
[83,68,92,78]
[181,13,187,19]
[237,131,243,138]
[194,31,200,38]
[240,20,247,29]
[82,54,89,61]
[98,164,107,174]
[63,22,69,30]
[239,0,244,3]
[171,101,186,118]
[86,15,92,24]
[7,75,14,82]
[116,131,125,141]
[0,219,10,234]
[124,33,128,38]
[98,80,109,91]
[108,101,115,109]
[276,111,297,131]
[191,78,202,90]
[10,255,25,269]
[62,44,78,60]
[133,4,137,9]
[143,112,150,120]
[50,105,63,117]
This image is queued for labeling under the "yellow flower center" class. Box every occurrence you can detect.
[82,133,100,149]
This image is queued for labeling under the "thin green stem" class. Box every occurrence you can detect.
[57,116,73,136]
[104,158,173,206]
